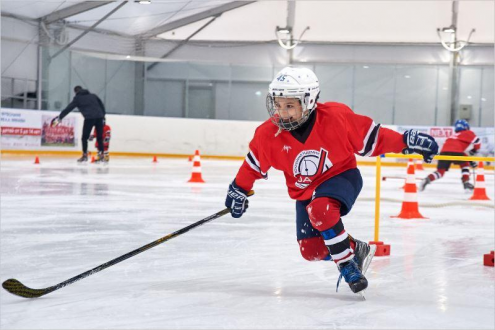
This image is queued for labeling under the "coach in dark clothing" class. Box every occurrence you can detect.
[52,86,106,162]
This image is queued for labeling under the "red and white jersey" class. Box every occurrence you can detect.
[441,130,480,154]
[235,102,406,201]
[91,125,111,148]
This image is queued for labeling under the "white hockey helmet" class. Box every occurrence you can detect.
[266,67,320,131]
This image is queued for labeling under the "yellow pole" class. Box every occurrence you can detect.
[374,156,382,242]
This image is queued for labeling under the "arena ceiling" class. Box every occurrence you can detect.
[1,0,494,44]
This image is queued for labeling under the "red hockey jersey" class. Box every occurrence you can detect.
[235,102,406,201]
[91,125,111,149]
[441,130,480,154]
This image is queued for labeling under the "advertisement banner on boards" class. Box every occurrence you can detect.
[1,108,79,150]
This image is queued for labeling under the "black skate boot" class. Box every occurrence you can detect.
[77,153,88,163]
[419,177,431,192]
[463,181,474,191]
[337,259,368,293]
[351,237,376,274]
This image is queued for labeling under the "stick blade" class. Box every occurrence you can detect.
[2,279,47,298]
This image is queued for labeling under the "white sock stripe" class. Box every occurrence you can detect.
[335,252,355,265]
[324,232,348,245]
[331,248,353,261]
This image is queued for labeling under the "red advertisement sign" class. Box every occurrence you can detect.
[429,127,454,138]
[1,127,41,136]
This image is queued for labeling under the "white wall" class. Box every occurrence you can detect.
[0,108,261,157]
[106,113,260,157]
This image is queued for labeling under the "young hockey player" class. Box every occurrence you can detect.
[89,118,111,163]
[420,119,480,191]
[224,67,438,294]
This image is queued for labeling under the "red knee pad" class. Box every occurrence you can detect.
[306,197,341,231]
[298,237,330,261]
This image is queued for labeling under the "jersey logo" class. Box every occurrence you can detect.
[293,148,333,189]
[282,145,292,153]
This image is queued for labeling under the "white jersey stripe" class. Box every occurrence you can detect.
[358,121,377,155]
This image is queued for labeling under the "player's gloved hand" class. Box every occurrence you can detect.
[402,129,439,163]
[225,180,249,218]
[470,161,478,168]
[50,116,60,127]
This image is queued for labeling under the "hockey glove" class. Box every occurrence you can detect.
[402,129,439,163]
[50,116,60,127]
[225,180,249,218]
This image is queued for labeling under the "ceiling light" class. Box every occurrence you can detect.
[363,66,369,69]
[441,26,456,33]
[404,75,411,79]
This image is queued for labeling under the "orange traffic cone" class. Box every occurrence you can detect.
[392,159,427,219]
[188,155,192,162]
[188,150,205,183]
[415,159,424,171]
[91,155,96,163]
[470,162,490,200]
[152,156,158,163]
[34,156,40,164]
[400,159,414,190]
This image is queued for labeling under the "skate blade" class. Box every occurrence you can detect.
[362,244,377,275]
[358,290,366,301]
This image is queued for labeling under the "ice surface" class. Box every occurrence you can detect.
[1,156,494,329]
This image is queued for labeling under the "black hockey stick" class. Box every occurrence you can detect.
[2,194,252,298]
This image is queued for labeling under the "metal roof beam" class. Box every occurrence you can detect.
[139,1,256,39]
[43,1,115,24]
[49,1,127,60]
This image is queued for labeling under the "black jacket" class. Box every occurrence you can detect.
[59,89,106,120]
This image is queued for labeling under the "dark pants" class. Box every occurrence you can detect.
[82,118,104,154]
[295,168,363,241]
[437,151,469,170]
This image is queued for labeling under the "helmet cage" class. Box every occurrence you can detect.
[266,90,317,131]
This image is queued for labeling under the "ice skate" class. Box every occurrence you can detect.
[94,152,105,163]
[337,259,368,294]
[104,151,110,163]
[463,181,474,191]
[352,238,376,275]
[419,177,431,192]
[77,153,88,163]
